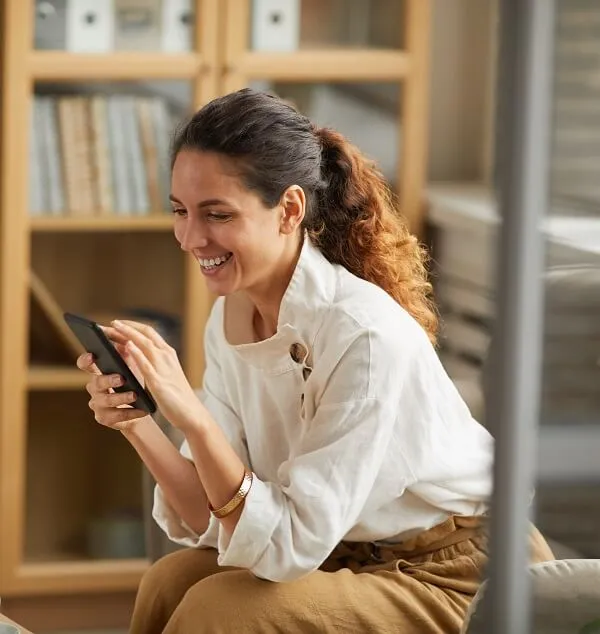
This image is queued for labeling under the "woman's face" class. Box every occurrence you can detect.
[171,150,302,298]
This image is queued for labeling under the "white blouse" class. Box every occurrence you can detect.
[153,237,494,582]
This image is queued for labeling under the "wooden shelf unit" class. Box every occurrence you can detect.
[0,0,217,607]
[0,0,431,625]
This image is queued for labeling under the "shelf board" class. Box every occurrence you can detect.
[231,49,410,81]
[30,214,174,232]
[28,366,87,390]
[30,51,204,81]
[15,558,148,595]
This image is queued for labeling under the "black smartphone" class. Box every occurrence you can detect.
[63,311,157,414]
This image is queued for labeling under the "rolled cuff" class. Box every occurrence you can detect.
[216,475,282,574]
[152,484,218,549]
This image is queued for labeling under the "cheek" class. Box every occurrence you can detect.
[173,223,184,244]
[234,235,280,273]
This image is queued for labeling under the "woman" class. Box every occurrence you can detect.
[77,88,553,633]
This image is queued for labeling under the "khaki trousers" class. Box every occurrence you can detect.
[130,516,554,634]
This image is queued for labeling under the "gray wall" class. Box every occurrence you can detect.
[427,0,496,182]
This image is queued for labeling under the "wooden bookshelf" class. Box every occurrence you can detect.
[0,0,431,627]
[0,1,217,621]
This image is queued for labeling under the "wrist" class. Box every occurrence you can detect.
[178,413,210,437]
[176,401,212,435]
[120,414,153,438]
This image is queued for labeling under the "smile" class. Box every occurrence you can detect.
[197,252,233,271]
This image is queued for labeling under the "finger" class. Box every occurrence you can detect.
[101,325,129,346]
[110,321,155,359]
[113,320,168,349]
[125,340,156,379]
[114,341,132,361]
[76,352,100,375]
[87,373,125,394]
[94,390,138,409]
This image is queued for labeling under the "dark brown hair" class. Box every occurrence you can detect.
[171,88,438,342]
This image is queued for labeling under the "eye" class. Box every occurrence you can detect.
[207,211,232,222]
[172,208,187,217]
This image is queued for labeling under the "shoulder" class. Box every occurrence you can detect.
[325,265,430,354]
[311,267,433,400]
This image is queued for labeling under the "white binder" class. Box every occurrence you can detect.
[251,0,300,52]
[35,0,68,50]
[114,0,161,51]
[66,0,114,53]
[161,0,193,52]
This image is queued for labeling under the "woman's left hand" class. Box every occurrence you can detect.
[104,320,206,431]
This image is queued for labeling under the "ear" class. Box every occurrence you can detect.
[279,185,306,235]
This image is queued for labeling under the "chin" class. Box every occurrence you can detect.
[205,280,235,297]
[204,272,244,296]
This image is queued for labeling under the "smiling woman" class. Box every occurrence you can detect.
[74,88,552,634]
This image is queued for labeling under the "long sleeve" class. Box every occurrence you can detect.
[152,302,251,548]
[217,326,419,582]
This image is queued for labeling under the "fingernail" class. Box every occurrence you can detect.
[112,319,123,327]
[113,375,124,386]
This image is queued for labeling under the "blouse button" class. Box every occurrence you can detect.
[289,342,308,364]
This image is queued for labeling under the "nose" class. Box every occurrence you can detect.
[176,216,209,252]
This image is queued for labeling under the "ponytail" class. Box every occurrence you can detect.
[306,127,438,343]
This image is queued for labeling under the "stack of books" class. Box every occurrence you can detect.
[30,93,176,217]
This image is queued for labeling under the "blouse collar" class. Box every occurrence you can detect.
[222,236,337,373]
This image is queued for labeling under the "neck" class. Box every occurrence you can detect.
[247,235,303,340]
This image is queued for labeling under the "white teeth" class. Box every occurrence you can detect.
[198,253,232,268]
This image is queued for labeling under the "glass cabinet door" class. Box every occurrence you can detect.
[249,0,405,52]
[33,0,195,53]
[222,0,427,233]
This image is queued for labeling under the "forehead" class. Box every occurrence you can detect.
[171,150,246,197]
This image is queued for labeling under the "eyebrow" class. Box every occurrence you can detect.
[169,196,236,210]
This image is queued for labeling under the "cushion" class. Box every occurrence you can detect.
[462,559,600,634]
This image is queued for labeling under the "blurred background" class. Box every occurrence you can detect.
[0,1,598,632]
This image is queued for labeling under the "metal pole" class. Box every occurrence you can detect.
[483,1,556,633]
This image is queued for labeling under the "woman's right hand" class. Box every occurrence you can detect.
[76,346,148,431]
